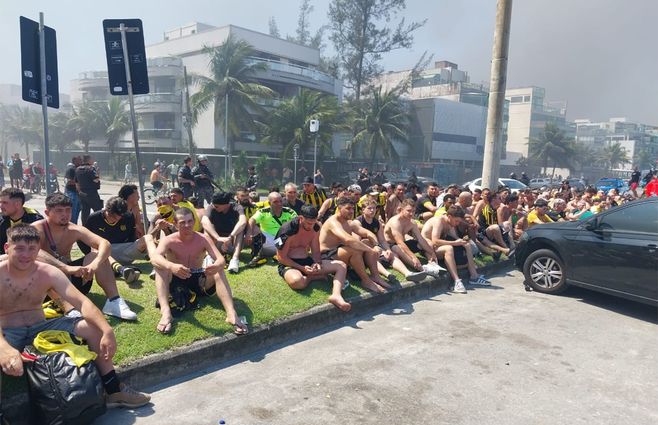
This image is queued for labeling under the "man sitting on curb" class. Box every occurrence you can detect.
[352,199,429,284]
[32,193,138,321]
[384,199,438,274]
[247,192,297,265]
[0,224,150,408]
[80,196,145,284]
[148,207,248,335]
[275,205,351,312]
[319,197,390,293]
[422,205,491,294]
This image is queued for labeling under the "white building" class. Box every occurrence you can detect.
[146,23,342,154]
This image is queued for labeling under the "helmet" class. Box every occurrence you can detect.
[154,162,161,168]
[197,154,208,161]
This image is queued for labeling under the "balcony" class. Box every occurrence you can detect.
[134,93,182,114]
[245,57,340,96]
[137,129,181,140]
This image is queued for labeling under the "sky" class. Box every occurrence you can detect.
[1,0,656,124]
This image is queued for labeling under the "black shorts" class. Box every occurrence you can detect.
[171,271,216,297]
[321,245,343,261]
[277,257,315,278]
[152,181,163,191]
[390,239,421,254]
[68,257,92,295]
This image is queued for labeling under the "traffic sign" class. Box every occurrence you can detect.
[102,19,149,95]
[20,16,59,108]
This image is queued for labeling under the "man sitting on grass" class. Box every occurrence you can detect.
[32,193,138,321]
[247,191,296,266]
[275,205,351,312]
[148,207,247,335]
[319,197,390,293]
[0,224,150,408]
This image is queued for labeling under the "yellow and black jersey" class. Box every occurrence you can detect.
[478,204,498,228]
[243,200,269,221]
[0,207,44,254]
[301,187,327,208]
[358,193,386,220]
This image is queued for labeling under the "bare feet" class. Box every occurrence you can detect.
[226,315,249,335]
[328,294,352,312]
[361,279,386,293]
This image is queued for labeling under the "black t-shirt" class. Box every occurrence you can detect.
[630,170,641,184]
[282,198,305,215]
[415,195,436,216]
[64,165,77,191]
[0,207,44,254]
[357,215,380,235]
[75,165,99,192]
[79,210,136,254]
[205,203,243,237]
[178,165,193,186]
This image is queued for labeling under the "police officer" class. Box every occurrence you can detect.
[192,154,215,206]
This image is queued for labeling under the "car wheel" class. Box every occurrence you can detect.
[522,249,567,294]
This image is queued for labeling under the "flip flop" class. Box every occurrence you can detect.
[156,320,173,335]
[233,323,249,335]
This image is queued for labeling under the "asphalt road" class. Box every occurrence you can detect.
[96,270,658,425]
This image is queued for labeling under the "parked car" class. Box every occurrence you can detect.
[595,177,627,193]
[464,177,528,194]
[528,178,557,189]
[515,198,658,306]
[565,178,586,191]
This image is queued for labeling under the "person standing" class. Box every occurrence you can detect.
[192,155,214,206]
[178,156,195,199]
[64,156,82,224]
[10,153,22,189]
[124,162,133,184]
[75,154,103,225]
[0,155,5,189]
[246,165,259,192]
[314,169,324,186]
[167,161,178,187]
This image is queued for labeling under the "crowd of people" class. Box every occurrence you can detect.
[1,151,656,415]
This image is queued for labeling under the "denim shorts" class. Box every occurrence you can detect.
[2,316,82,350]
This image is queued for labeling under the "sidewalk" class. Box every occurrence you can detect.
[2,259,513,424]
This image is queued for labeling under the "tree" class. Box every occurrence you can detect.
[528,123,575,178]
[262,88,342,167]
[69,101,101,153]
[287,0,325,49]
[49,112,76,155]
[3,105,42,159]
[347,85,409,166]
[572,143,598,172]
[328,0,425,99]
[95,97,131,177]
[191,35,275,177]
[599,141,630,171]
[268,17,281,38]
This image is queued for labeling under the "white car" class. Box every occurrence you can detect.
[464,177,528,194]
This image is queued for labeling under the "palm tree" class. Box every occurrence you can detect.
[262,88,342,168]
[69,101,101,153]
[348,86,410,167]
[4,105,42,159]
[95,97,131,178]
[528,123,576,178]
[572,143,598,172]
[191,35,275,177]
[599,141,630,171]
[50,112,76,155]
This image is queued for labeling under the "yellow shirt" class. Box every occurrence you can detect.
[527,210,554,228]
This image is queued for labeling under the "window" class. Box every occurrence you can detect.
[523,95,531,102]
[598,202,658,233]
[510,96,523,103]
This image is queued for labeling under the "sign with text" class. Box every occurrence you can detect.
[102,18,149,95]
[20,16,59,108]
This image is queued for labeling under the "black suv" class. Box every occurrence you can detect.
[515,198,658,306]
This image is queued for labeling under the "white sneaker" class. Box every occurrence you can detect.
[468,275,492,286]
[422,262,447,276]
[452,279,467,294]
[227,257,240,274]
[102,297,137,321]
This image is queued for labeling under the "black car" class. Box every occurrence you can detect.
[515,198,658,306]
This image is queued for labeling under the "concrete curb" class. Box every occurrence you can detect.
[3,259,512,422]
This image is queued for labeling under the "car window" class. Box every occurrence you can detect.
[504,179,526,189]
[598,202,658,234]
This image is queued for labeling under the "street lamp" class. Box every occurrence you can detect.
[293,144,299,184]
[310,119,319,183]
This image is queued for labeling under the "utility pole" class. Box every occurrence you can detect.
[183,66,194,158]
[39,12,52,195]
[481,0,513,190]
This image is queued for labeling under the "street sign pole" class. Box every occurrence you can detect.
[39,12,51,195]
[118,23,149,233]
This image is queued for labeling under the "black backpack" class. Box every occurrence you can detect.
[22,343,106,425]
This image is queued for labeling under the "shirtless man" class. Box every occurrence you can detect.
[384,199,438,272]
[352,199,429,284]
[149,207,247,335]
[0,224,150,408]
[32,193,138,321]
[275,205,351,311]
[421,205,491,294]
[319,197,390,293]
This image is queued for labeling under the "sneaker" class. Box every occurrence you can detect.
[65,308,82,318]
[406,271,429,283]
[248,256,267,267]
[452,279,467,294]
[106,383,151,409]
[122,268,141,284]
[227,257,240,274]
[422,262,446,276]
[506,248,516,258]
[469,275,491,286]
[102,297,138,321]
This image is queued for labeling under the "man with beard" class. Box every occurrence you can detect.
[31,193,138,321]
[201,191,246,274]
[385,183,406,220]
